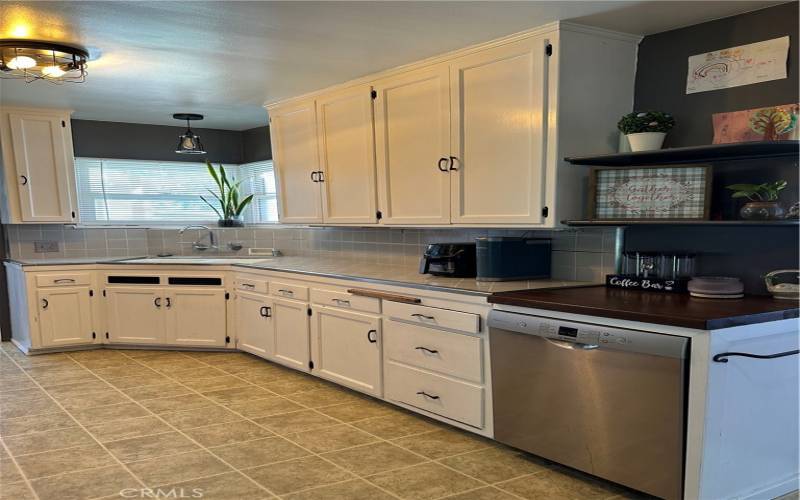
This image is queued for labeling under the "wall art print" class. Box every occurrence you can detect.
[590,165,711,220]
[712,103,800,144]
[686,36,789,94]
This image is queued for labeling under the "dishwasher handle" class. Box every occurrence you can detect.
[546,338,599,350]
[488,309,688,359]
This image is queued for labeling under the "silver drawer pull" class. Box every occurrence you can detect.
[332,298,351,306]
[416,391,440,400]
[54,278,76,284]
[278,289,294,295]
[415,346,439,354]
[411,313,435,320]
[240,283,255,289]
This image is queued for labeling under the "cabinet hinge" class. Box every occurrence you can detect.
[71,211,76,219]
[105,332,109,339]
[545,44,552,56]
[225,292,230,300]
[225,336,231,344]
[370,90,377,99]
[307,307,312,316]
[309,360,314,370]
[376,210,383,220]
[61,120,66,127]
[89,289,94,297]
[102,290,106,297]
[92,332,96,339]
[542,206,549,218]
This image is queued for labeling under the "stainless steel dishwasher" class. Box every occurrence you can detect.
[488,309,688,500]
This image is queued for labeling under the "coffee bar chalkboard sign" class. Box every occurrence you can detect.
[589,165,712,220]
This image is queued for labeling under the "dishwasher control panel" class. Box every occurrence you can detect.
[538,322,601,345]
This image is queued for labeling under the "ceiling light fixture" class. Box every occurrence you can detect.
[173,113,206,155]
[0,39,88,83]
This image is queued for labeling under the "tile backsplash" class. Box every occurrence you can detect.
[4,225,618,282]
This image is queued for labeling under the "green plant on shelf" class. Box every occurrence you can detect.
[200,161,254,221]
[725,180,788,202]
[617,111,675,134]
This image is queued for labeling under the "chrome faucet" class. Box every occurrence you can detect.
[179,225,217,251]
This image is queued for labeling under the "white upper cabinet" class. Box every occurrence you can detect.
[450,37,548,225]
[316,84,378,224]
[270,100,323,224]
[267,22,638,227]
[374,65,452,225]
[0,107,77,224]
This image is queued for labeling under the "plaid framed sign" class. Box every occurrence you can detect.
[589,165,712,220]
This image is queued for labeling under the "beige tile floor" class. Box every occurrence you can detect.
[0,343,658,500]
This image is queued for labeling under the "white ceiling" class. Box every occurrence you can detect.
[0,1,784,130]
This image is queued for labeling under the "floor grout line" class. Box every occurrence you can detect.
[0,429,41,500]
[0,349,151,496]
[2,345,623,500]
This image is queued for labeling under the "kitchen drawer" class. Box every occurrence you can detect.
[311,288,380,314]
[383,301,480,334]
[385,361,484,428]
[269,281,309,301]
[385,319,482,383]
[35,272,92,288]
[234,275,268,294]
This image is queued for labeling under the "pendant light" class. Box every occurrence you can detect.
[173,113,206,155]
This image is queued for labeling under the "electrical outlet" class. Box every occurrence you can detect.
[34,241,60,253]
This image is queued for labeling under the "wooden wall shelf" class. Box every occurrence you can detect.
[564,140,799,166]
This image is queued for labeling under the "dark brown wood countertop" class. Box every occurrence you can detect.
[488,286,799,330]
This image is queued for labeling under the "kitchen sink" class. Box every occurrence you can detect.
[122,257,273,265]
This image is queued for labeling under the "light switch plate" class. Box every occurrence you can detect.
[34,241,60,253]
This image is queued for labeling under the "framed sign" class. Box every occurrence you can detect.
[589,165,712,220]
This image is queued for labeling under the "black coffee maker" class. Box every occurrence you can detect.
[418,243,477,278]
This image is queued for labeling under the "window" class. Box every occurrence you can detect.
[75,158,279,225]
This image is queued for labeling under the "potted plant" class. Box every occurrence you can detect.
[618,111,676,152]
[725,180,788,220]
[200,161,254,227]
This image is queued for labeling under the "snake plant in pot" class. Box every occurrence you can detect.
[200,161,253,227]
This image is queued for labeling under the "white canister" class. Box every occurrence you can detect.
[626,132,666,152]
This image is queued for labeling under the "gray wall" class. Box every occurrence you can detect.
[71,120,272,164]
[634,1,799,147]
[242,126,272,164]
[628,2,799,295]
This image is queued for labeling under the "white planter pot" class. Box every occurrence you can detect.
[626,132,666,152]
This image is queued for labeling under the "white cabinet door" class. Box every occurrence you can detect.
[311,306,382,397]
[166,288,227,348]
[106,287,166,344]
[450,37,548,224]
[37,287,94,347]
[272,297,310,371]
[374,66,452,225]
[316,85,378,224]
[8,112,75,223]
[270,100,323,223]
[235,291,273,358]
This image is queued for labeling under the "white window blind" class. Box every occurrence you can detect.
[75,158,278,225]
[238,160,279,224]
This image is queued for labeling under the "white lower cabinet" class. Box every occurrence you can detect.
[106,286,227,346]
[106,287,167,344]
[37,286,94,347]
[311,306,382,397]
[272,297,310,371]
[235,290,274,358]
[166,288,228,347]
[385,361,484,428]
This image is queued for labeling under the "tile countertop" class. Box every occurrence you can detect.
[5,256,592,297]
[489,285,800,329]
